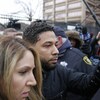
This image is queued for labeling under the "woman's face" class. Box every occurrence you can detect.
[69,39,77,47]
[12,50,37,100]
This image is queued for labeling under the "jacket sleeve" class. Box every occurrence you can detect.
[62,62,100,97]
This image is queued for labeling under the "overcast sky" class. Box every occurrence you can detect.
[0,0,43,23]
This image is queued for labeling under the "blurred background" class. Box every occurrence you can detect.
[0,0,100,34]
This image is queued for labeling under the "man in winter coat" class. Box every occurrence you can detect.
[23,20,100,100]
[53,26,95,100]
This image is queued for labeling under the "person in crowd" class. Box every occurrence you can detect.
[23,20,100,100]
[54,26,92,73]
[80,26,91,44]
[91,31,100,58]
[79,26,92,57]
[66,30,83,49]
[90,31,100,100]
[0,36,42,100]
[75,24,82,34]
[3,28,22,38]
[53,26,94,100]
[90,31,100,70]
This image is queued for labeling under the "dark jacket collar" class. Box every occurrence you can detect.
[58,39,72,56]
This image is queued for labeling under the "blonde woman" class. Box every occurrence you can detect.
[0,36,42,100]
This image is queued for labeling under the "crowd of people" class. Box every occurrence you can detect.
[0,20,100,100]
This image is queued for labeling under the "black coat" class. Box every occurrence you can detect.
[57,40,96,100]
[42,63,100,100]
[58,47,93,74]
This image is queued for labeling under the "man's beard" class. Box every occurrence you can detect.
[41,59,56,71]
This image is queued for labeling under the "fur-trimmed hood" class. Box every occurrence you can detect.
[66,30,83,47]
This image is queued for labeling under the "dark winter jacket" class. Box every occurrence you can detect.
[42,63,100,100]
[58,40,93,73]
[57,40,95,100]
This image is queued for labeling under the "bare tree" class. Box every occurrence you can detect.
[14,0,40,21]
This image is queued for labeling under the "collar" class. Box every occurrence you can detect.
[58,39,71,54]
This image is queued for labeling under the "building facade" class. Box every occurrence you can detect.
[43,0,100,26]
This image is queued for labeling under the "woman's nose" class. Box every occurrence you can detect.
[27,73,37,86]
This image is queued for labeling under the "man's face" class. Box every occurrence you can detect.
[33,31,59,70]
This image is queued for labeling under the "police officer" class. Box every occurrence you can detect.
[53,26,94,100]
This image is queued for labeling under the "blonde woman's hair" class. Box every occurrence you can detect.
[0,36,42,100]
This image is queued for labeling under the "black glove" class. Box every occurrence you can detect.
[81,43,91,57]
[89,62,100,86]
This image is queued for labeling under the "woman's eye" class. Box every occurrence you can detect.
[19,71,27,75]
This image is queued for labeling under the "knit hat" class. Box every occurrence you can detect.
[53,26,67,38]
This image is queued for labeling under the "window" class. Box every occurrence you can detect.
[45,9,53,13]
[55,0,66,4]
[55,6,66,11]
[44,15,53,20]
[45,1,53,6]
[55,13,66,18]
[68,11,82,17]
[68,2,81,9]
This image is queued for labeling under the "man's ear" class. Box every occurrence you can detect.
[58,36,63,42]
[57,36,63,48]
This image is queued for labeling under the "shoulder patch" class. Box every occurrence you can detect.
[60,61,68,67]
[83,56,92,65]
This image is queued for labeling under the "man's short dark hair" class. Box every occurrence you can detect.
[23,20,54,44]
